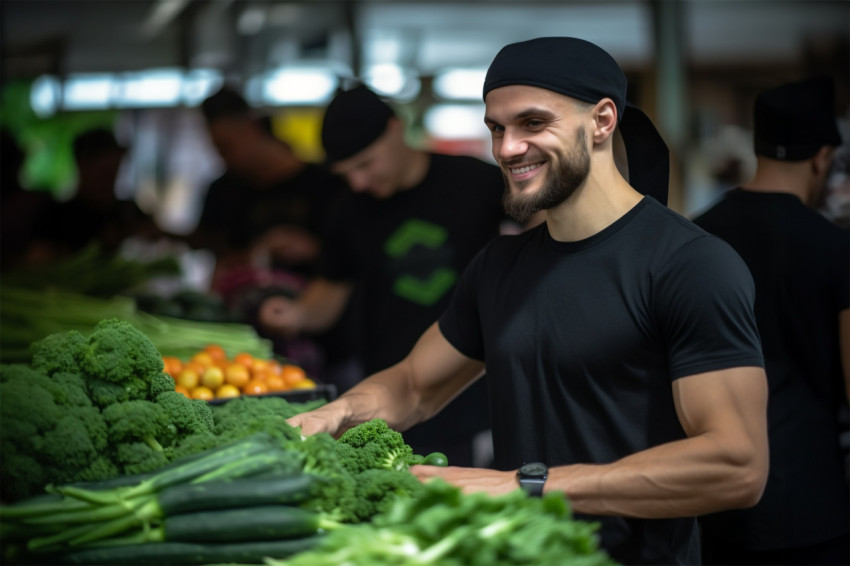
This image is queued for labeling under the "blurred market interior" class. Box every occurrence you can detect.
[2,0,848,236]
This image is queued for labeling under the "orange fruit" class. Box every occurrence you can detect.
[201,366,225,389]
[204,344,227,362]
[242,379,269,396]
[224,363,251,389]
[191,351,215,368]
[251,358,270,376]
[234,352,254,369]
[174,385,190,397]
[291,378,317,390]
[162,356,183,376]
[190,386,215,401]
[265,374,287,392]
[216,384,242,399]
[280,364,307,387]
[176,368,200,390]
[184,360,206,375]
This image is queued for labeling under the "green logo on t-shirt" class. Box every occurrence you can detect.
[384,219,457,306]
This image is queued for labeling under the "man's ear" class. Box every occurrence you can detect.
[811,145,836,177]
[592,98,618,144]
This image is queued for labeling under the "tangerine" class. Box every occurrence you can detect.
[190,386,215,401]
[216,384,242,399]
[224,363,251,389]
[201,366,225,389]
[280,364,307,387]
[242,379,269,396]
[265,375,287,392]
[176,368,200,390]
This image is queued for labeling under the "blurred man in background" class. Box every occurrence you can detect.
[694,76,849,565]
[260,84,514,466]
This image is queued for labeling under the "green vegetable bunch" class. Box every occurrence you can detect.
[0,319,216,502]
[274,479,618,566]
[0,433,327,565]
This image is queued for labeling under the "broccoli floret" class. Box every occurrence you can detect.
[78,318,164,400]
[0,365,115,502]
[352,468,427,522]
[285,432,359,523]
[85,377,131,408]
[212,396,304,443]
[156,391,215,436]
[30,330,86,376]
[336,418,416,474]
[150,371,176,398]
[101,400,172,474]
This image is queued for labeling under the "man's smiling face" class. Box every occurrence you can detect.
[484,85,592,222]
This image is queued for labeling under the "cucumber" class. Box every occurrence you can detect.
[163,505,323,543]
[56,535,325,565]
[157,474,316,515]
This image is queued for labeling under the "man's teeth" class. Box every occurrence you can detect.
[511,163,540,175]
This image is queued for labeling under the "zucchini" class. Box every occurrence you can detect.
[56,535,325,565]
[157,474,315,515]
[163,505,323,543]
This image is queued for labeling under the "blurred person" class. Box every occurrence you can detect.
[281,38,769,565]
[189,86,349,375]
[259,84,514,467]
[693,76,849,565]
[191,85,347,284]
[37,127,160,259]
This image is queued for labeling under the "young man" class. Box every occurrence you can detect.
[287,38,769,565]
[693,76,849,565]
[260,84,510,466]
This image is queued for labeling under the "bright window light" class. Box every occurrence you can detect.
[30,75,62,117]
[116,69,183,108]
[182,69,223,106]
[433,68,488,101]
[62,74,115,110]
[262,67,339,105]
[364,63,405,95]
[424,104,489,140]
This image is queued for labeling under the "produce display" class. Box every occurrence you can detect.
[0,319,617,566]
[162,346,316,402]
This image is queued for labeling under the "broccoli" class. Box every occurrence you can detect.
[149,371,176,398]
[285,432,359,523]
[155,390,219,461]
[212,396,305,444]
[30,330,87,376]
[101,400,172,475]
[351,468,427,522]
[78,318,164,400]
[336,418,416,474]
[0,364,116,502]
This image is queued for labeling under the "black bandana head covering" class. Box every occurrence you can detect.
[753,75,842,161]
[321,84,396,164]
[483,37,669,205]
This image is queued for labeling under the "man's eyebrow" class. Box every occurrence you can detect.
[484,107,557,125]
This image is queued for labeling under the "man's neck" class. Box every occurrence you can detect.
[545,161,642,243]
[740,158,811,205]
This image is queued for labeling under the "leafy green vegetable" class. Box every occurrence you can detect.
[273,479,618,566]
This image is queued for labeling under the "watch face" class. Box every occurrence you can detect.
[520,462,548,477]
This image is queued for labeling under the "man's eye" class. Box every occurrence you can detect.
[525,119,544,128]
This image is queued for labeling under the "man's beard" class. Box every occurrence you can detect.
[502,128,591,223]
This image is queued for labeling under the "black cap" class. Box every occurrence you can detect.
[321,85,396,164]
[483,37,669,206]
[201,85,251,122]
[753,76,843,161]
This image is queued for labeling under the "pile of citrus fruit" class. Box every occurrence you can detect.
[161,344,317,401]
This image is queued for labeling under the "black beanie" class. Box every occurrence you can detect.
[483,37,669,206]
[753,76,843,161]
[321,85,396,164]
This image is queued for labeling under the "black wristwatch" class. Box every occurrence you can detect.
[517,462,548,496]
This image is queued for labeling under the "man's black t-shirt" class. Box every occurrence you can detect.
[694,189,850,550]
[440,197,764,565]
[319,153,506,454]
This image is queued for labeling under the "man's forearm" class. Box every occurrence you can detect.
[297,278,352,333]
[549,433,767,518]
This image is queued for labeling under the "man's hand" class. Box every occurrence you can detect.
[411,465,518,496]
[286,403,349,438]
[259,295,302,337]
